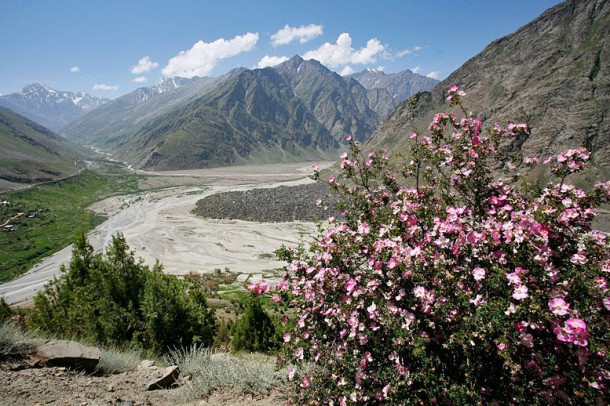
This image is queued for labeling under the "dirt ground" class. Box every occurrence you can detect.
[0,360,284,405]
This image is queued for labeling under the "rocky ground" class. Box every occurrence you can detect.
[0,359,284,406]
[192,181,339,222]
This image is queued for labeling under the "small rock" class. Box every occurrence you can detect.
[107,384,115,392]
[137,359,155,370]
[146,365,180,390]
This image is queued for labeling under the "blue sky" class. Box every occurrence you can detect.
[0,0,562,98]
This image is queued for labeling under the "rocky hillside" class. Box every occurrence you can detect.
[120,67,340,170]
[0,83,108,131]
[0,107,82,185]
[367,0,609,183]
[276,56,380,142]
[114,56,383,170]
[349,68,439,118]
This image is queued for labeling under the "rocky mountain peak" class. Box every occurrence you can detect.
[368,0,609,184]
[0,83,108,131]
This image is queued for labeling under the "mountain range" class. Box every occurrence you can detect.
[348,68,439,118]
[60,56,437,170]
[368,0,609,183]
[0,84,108,132]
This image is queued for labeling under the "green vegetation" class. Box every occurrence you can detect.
[231,296,277,353]
[29,233,216,353]
[0,169,140,282]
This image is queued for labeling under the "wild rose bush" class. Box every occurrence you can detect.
[276,87,610,404]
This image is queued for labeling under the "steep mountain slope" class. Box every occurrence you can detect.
[0,84,108,131]
[120,68,338,170]
[367,0,609,182]
[349,68,439,117]
[60,73,244,147]
[276,56,380,142]
[102,56,382,170]
[0,107,82,184]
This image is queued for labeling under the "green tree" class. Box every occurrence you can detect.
[29,232,216,353]
[231,296,276,353]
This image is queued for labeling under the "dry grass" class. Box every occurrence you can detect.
[167,346,290,402]
[0,321,32,357]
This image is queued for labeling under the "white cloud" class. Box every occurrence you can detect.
[92,84,119,91]
[271,24,323,46]
[162,32,259,78]
[426,71,441,79]
[303,33,385,68]
[256,55,289,69]
[413,46,424,52]
[70,66,80,73]
[340,66,354,76]
[133,76,147,83]
[130,56,159,74]
[411,66,421,74]
[397,49,411,57]
[377,65,384,71]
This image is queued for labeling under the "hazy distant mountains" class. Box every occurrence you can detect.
[60,56,436,170]
[0,83,108,131]
[367,0,609,182]
[0,107,81,184]
[349,68,439,118]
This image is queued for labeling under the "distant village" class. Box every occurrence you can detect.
[1,200,40,232]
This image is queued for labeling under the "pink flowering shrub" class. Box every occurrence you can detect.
[276,87,610,404]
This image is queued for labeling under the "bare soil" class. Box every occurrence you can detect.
[0,360,283,406]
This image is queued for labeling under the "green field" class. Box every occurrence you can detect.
[0,168,140,282]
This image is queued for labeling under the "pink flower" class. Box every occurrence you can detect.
[603,297,610,310]
[288,368,296,381]
[520,333,534,348]
[469,294,486,306]
[311,162,319,171]
[565,318,586,333]
[357,223,371,235]
[247,279,269,295]
[472,267,486,281]
[506,272,521,285]
[345,135,352,142]
[570,253,587,265]
[548,298,570,316]
[283,332,291,342]
[512,284,529,300]
[345,279,357,293]
[556,318,589,347]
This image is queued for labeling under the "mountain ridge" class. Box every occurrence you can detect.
[367,0,609,182]
[0,107,82,185]
[0,84,108,131]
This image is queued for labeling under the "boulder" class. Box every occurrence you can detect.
[146,365,180,390]
[30,339,100,371]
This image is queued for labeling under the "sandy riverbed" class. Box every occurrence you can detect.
[0,162,333,306]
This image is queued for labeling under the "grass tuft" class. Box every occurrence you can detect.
[95,346,143,375]
[167,346,290,402]
[0,321,32,357]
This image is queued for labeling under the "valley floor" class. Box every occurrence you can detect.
[0,162,333,306]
